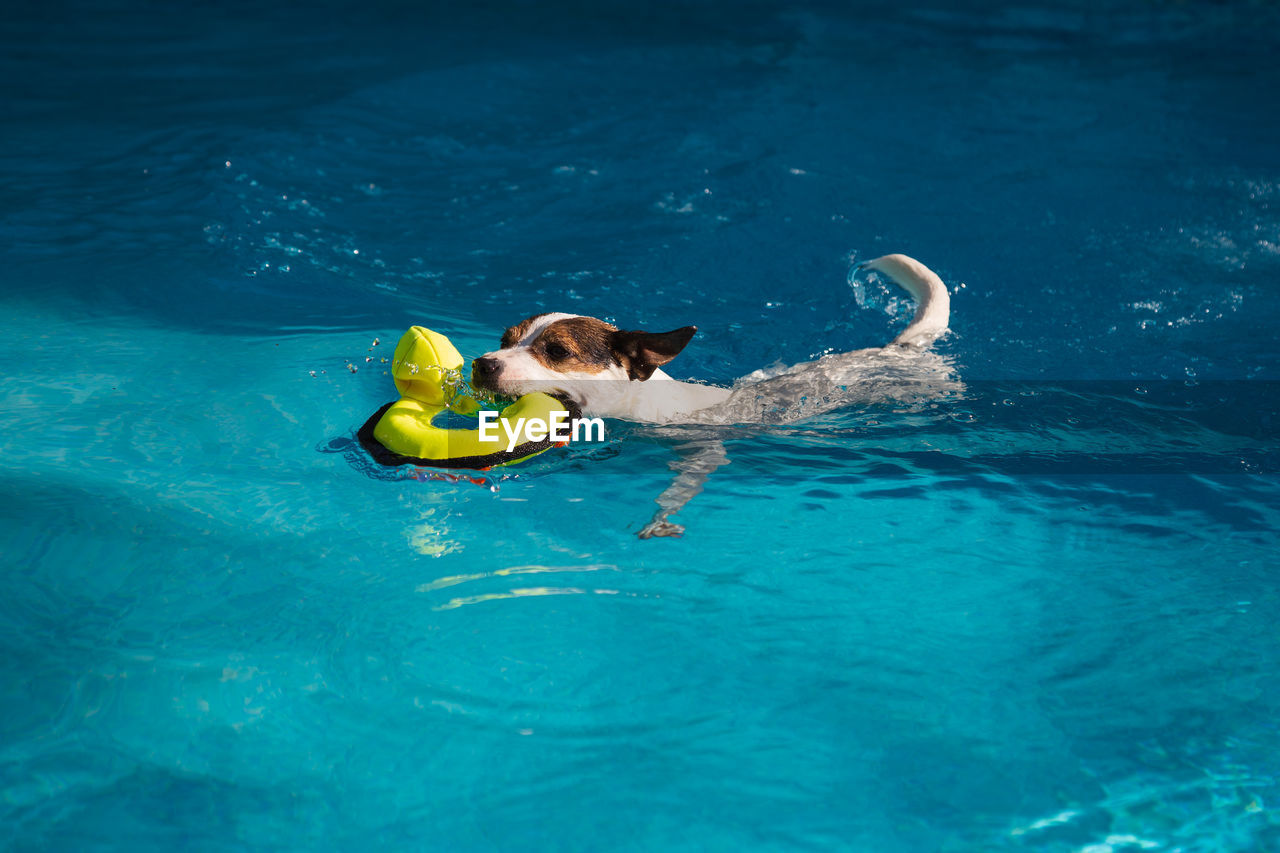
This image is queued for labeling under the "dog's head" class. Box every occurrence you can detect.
[472,312,696,410]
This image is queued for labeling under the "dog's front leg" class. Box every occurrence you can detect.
[638,439,729,539]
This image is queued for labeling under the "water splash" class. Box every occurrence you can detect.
[683,345,962,425]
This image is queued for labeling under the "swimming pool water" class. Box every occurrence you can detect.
[3,1,1279,850]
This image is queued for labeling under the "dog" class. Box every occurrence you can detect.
[472,253,953,536]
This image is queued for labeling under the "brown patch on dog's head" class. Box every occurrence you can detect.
[527,317,622,375]
[497,312,698,382]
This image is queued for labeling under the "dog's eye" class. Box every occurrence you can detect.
[544,342,570,360]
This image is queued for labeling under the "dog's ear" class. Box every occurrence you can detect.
[612,326,697,381]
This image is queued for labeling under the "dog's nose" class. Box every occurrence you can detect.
[473,356,501,379]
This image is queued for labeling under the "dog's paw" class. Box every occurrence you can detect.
[638,519,685,539]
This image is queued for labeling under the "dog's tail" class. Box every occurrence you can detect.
[858,254,950,347]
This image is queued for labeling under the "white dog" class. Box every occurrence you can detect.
[472,254,953,535]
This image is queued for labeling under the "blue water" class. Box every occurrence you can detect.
[3,1,1280,850]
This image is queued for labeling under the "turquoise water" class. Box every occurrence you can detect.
[3,1,1279,850]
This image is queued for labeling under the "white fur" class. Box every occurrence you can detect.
[583,367,731,423]
[483,254,950,424]
[861,254,950,347]
[509,312,579,345]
